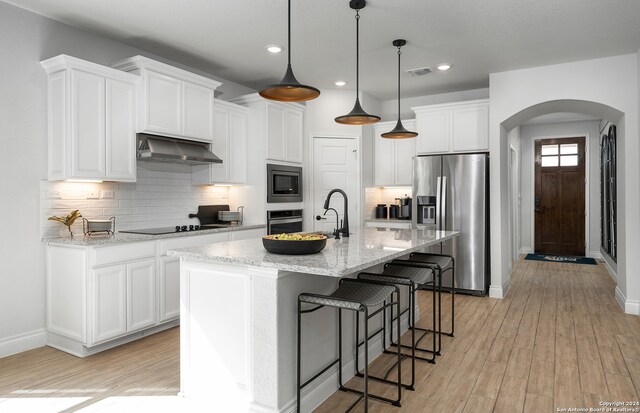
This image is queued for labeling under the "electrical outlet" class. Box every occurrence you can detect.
[47,190,62,199]
[86,191,100,199]
[100,190,114,199]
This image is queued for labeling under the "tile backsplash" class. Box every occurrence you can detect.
[41,164,231,238]
[364,187,412,219]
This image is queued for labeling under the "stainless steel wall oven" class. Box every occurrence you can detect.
[267,210,303,235]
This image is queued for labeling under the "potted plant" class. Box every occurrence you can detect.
[48,210,82,237]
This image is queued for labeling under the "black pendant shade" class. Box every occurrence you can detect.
[382,39,418,139]
[259,0,320,102]
[335,0,380,125]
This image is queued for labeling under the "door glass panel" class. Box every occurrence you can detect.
[541,144,558,155]
[541,156,558,167]
[560,143,578,154]
[560,155,578,166]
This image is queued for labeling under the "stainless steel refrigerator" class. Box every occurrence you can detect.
[413,153,490,295]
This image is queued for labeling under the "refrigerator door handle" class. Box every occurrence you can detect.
[436,176,442,230]
[441,176,447,230]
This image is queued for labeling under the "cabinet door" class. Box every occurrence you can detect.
[285,109,303,163]
[91,265,126,344]
[106,78,136,181]
[127,259,156,332]
[415,110,451,154]
[159,256,180,322]
[266,104,286,161]
[70,69,106,178]
[183,81,215,141]
[229,111,247,184]
[374,127,395,186]
[452,103,489,151]
[394,129,416,185]
[144,70,182,136]
[209,106,231,182]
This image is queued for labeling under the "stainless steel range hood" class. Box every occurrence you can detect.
[137,134,222,165]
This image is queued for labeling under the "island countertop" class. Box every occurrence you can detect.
[168,227,458,277]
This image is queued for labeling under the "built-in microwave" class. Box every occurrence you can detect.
[267,164,303,203]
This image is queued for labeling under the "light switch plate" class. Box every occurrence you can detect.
[47,190,62,199]
[100,190,114,199]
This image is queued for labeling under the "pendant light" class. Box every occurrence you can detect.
[259,0,320,102]
[335,0,380,125]
[382,39,418,139]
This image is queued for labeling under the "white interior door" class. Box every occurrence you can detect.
[312,137,358,233]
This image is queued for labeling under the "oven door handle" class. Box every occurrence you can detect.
[268,218,303,224]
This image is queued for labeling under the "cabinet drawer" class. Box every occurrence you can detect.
[93,242,156,266]
[158,232,229,255]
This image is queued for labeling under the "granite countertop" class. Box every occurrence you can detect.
[46,224,266,247]
[364,218,413,223]
[168,228,459,277]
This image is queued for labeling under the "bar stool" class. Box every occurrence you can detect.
[408,252,455,338]
[357,261,438,391]
[297,278,402,413]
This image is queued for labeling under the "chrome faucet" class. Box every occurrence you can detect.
[323,189,349,237]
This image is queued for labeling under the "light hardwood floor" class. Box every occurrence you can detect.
[0,259,639,412]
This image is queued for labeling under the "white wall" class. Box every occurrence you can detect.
[489,54,639,314]
[0,1,253,356]
[379,88,489,121]
[507,127,522,264]
[519,120,602,258]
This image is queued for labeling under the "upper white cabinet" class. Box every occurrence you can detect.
[373,120,416,186]
[192,100,249,185]
[112,56,221,143]
[412,99,489,154]
[41,55,137,182]
[231,94,304,164]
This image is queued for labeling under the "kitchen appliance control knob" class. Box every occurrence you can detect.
[189,225,194,231]
[181,225,187,231]
[194,225,200,230]
[175,226,181,232]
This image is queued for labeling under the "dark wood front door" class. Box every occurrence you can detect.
[534,137,586,256]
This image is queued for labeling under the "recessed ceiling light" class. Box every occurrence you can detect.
[437,64,452,71]
[266,45,283,54]
[335,81,346,87]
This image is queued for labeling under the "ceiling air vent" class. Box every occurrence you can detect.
[405,67,432,77]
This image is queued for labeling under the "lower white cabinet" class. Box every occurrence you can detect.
[126,259,156,332]
[46,227,266,356]
[159,256,181,322]
[91,265,127,344]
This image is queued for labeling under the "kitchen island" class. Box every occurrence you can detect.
[168,228,458,413]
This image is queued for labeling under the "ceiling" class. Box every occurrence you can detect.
[7,0,640,100]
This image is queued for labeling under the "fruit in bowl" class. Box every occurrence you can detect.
[262,233,328,255]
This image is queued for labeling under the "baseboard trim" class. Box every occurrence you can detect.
[587,251,603,260]
[489,275,511,299]
[602,258,617,282]
[615,286,640,316]
[279,311,412,413]
[520,247,533,255]
[0,328,46,358]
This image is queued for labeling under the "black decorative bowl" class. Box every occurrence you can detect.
[262,234,327,255]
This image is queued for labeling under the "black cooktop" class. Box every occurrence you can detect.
[120,224,237,235]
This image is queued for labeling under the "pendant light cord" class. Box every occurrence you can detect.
[287,0,292,66]
[397,45,401,119]
[355,9,360,100]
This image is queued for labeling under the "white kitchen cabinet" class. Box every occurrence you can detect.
[192,100,248,185]
[231,94,305,164]
[159,256,180,322]
[413,99,489,154]
[373,120,416,186]
[41,55,137,182]
[127,259,156,332]
[112,56,221,143]
[91,265,127,344]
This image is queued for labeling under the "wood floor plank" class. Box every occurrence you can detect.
[523,393,553,413]
[527,360,554,398]
[494,375,527,413]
